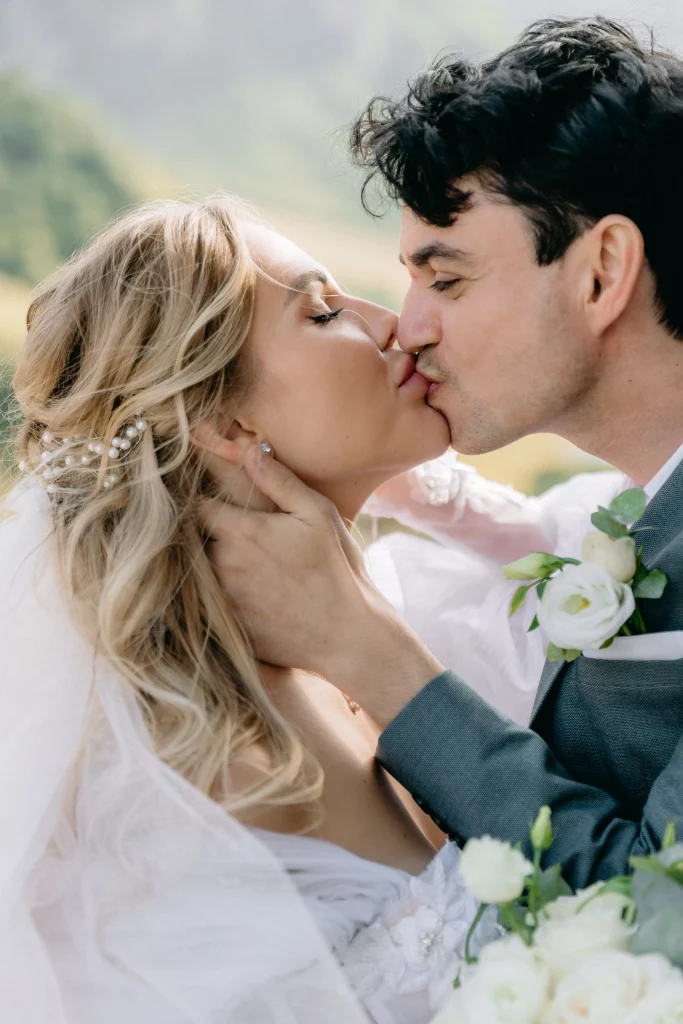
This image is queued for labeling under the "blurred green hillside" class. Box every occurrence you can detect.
[0,0,510,222]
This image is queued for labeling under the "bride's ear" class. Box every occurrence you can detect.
[193,416,259,467]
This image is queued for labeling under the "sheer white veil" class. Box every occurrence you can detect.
[0,480,368,1022]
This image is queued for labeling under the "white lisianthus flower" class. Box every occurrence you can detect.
[460,836,533,904]
[545,951,683,1024]
[537,562,635,651]
[533,884,636,981]
[581,531,637,583]
[432,936,550,1024]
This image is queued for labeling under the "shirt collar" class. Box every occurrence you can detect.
[644,441,683,501]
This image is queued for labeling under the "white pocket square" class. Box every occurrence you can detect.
[583,631,683,661]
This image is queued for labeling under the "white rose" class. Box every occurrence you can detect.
[581,531,637,583]
[637,967,683,1024]
[433,936,550,1024]
[460,836,533,904]
[537,562,635,651]
[545,951,683,1024]
[533,884,636,981]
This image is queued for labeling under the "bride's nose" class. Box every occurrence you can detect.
[375,308,399,352]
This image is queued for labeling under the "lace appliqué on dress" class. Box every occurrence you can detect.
[340,843,501,1013]
[411,450,531,521]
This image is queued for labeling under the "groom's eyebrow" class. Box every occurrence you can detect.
[284,269,330,306]
[399,242,473,268]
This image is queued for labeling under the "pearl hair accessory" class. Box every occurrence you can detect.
[20,415,148,498]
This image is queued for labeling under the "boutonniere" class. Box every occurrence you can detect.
[502,488,668,663]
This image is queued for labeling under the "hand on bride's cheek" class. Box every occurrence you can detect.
[236,227,450,516]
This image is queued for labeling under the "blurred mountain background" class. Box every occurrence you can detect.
[3,0,677,490]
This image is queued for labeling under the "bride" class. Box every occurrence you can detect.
[2,196,616,1023]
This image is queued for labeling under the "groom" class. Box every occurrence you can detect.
[207,17,683,887]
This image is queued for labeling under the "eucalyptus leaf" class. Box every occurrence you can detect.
[609,487,647,525]
[591,507,629,539]
[633,570,668,600]
[630,907,683,968]
[631,860,683,944]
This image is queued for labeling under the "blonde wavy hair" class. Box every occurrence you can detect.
[13,197,322,818]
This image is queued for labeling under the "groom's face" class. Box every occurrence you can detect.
[398,182,596,454]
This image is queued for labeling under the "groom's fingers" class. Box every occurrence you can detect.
[242,445,334,523]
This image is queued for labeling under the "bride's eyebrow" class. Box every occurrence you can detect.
[284,269,330,308]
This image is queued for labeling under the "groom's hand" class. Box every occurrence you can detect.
[200,446,442,725]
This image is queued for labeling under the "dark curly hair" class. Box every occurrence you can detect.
[351,17,683,337]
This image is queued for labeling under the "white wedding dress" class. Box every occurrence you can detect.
[0,456,623,1024]
[365,451,624,726]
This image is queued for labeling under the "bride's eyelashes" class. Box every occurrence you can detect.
[307,307,345,326]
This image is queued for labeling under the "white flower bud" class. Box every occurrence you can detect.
[460,836,533,904]
[581,531,637,583]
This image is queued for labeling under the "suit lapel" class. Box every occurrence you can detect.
[633,459,683,566]
[531,658,565,722]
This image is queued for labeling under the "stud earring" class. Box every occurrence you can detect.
[258,441,274,456]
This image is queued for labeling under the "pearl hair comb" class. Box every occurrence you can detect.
[19,415,148,497]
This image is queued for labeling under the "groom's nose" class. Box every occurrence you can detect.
[397,286,442,354]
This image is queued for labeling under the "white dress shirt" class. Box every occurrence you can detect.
[644,441,683,501]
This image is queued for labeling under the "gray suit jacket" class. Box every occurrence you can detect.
[377,459,683,888]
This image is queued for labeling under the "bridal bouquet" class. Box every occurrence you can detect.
[502,487,667,662]
[433,810,683,1024]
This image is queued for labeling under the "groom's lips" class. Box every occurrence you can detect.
[416,366,445,396]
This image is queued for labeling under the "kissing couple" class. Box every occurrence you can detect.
[4,15,683,1024]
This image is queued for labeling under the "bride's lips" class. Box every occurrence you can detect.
[399,370,430,395]
[397,355,430,394]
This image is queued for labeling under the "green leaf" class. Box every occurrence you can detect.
[609,487,647,526]
[633,570,668,600]
[631,907,683,967]
[565,649,582,662]
[527,615,540,633]
[546,642,566,662]
[536,863,572,904]
[536,580,548,600]
[600,637,615,650]
[510,585,531,616]
[591,507,629,538]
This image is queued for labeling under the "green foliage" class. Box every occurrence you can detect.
[633,570,668,600]
[591,505,629,538]
[0,74,145,284]
[610,487,647,525]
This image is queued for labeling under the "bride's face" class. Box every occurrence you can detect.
[238,226,449,508]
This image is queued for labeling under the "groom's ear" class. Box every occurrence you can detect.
[581,215,645,335]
